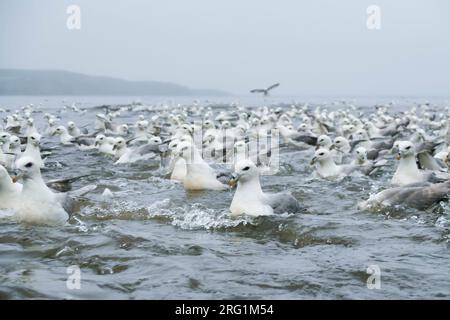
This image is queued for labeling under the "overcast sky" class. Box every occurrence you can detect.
[0,0,449,96]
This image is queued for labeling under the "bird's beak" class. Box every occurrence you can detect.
[330,144,335,150]
[94,142,99,147]
[395,153,401,160]
[228,173,240,187]
[310,157,317,165]
[12,170,22,183]
[112,145,117,151]
[315,145,320,150]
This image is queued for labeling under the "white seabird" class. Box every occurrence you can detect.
[391,141,450,186]
[13,157,69,225]
[175,141,229,191]
[229,160,301,216]
[310,148,360,180]
[12,157,95,225]
[20,133,45,168]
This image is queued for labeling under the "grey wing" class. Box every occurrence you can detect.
[104,120,114,132]
[369,184,430,208]
[54,193,76,216]
[341,164,362,176]
[250,89,266,93]
[266,83,280,91]
[379,128,398,137]
[366,149,379,160]
[416,141,436,154]
[216,170,233,186]
[6,126,21,134]
[317,121,333,133]
[349,139,368,152]
[136,143,161,156]
[356,164,377,176]
[82,129,103,138]
[427,171,450,183]
[404,182,450,210]
[291,134,318,146]
[417,152,445,171]
[434,157,448,170]
[265,192,302,214]
[47,175,90,192]
[74,137,93,146]
[371,139,393,150]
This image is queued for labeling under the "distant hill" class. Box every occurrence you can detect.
[0,69,229,96]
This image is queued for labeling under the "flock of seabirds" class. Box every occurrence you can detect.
[1,93,450,226]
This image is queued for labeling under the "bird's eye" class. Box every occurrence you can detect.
[31,137,35,140]
[173,144,177,148]
[406,146,411,150]
[25,162,33,168]
[319,152,325,156]
[242,166,250,171]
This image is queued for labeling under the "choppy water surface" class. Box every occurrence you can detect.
[1,96,450,299]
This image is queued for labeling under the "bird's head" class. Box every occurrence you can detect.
[119,124,129,134]
[113,138,126,151]
[316,135,331,150]
[13,157,40,182]
[221,121,231,129]
[52,126,66,136]
[354,129,368,141]
[0,132,10,143]
[332,136,348,150]
[28,133,41,147]
[95,134,106,147]
[9,136,20,147]
[355,147,368,161]
[229,160,258,187]
[203,119,214,129]
[310,148,331,165]
[396,141,415,160]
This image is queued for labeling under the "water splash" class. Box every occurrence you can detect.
[147,200,252,230]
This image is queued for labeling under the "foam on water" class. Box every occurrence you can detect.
[147,199,252,230]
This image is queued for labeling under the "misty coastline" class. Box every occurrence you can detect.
[0,69,230,96]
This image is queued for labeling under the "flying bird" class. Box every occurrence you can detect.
[250,83,280,96]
